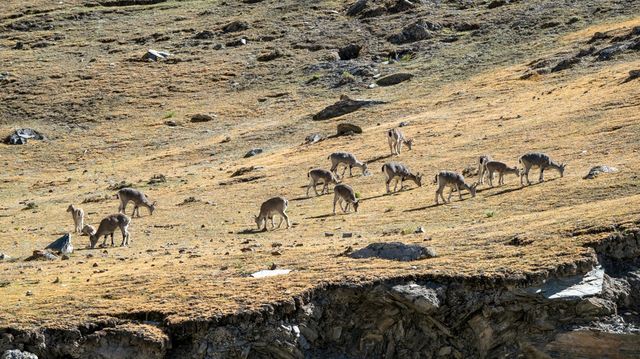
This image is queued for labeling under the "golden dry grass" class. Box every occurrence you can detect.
[0,3,639,330]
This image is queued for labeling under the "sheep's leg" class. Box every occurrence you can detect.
[119,200,126,214]
[306,179,313,197]
[110,233,115,247]
[397,139,402,155]
[349,165,353,177]
[389,140,394,155]
[341,165,347,179]
[333,196,339,215]
[270,216,276,229]
[282,211,291,228]
[488,170,494,187]
[277,215,284,229]
[120,227,127,246]
[539,167,545,182]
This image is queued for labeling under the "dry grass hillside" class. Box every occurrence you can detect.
[1,0,639,329]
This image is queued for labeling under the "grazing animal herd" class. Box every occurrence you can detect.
[66,127,566,245]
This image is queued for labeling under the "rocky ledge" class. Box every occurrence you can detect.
[2,228,639,358]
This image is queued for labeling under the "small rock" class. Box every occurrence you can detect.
[93,263,99,267]
[388,20,439,44]
[596,44,628,61]
[271,242,283,248]
[53,277,60,284]
[25,250,58,261]
[398,121,410,127]
[244,148,263,158]
[622,70,640,83]
[164,120,177,127]
[337,123,363,136]
[376,73,413,86]
[0,253,9,261]
[226,38,247,47]
[415,226,425,234]
[583,165,618,179]
[342,232,353,238]
[438,346,453,356]
[25,291,33,296]
[305,133,325,144]
[338,44,361,60]
[194,30,215,40]
[191,114,215,123]
[240,247,254,253]
[487,0,506,9]
[257,50,283,62]
[271,250,283,256]
[222,20,249,33]
[325,232,334,237]
[4,128,45,145]
[61,254,70,260]
[551,57,580,72]
[142,49,171,62]
[148,174,167,184]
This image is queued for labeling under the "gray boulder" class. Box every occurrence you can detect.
[45,233,73,254]
[348,242,437,261]
[2,350,38,359]
[389,283,443,314]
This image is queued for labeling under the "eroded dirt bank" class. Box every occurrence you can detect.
[2,228,639,359]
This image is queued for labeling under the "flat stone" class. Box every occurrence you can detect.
[190,114,215,123]
[349,242,437,261]
[526,266,605,300]
[376,73,413,86]
[250,269,291,278]
[313,95,385,121]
